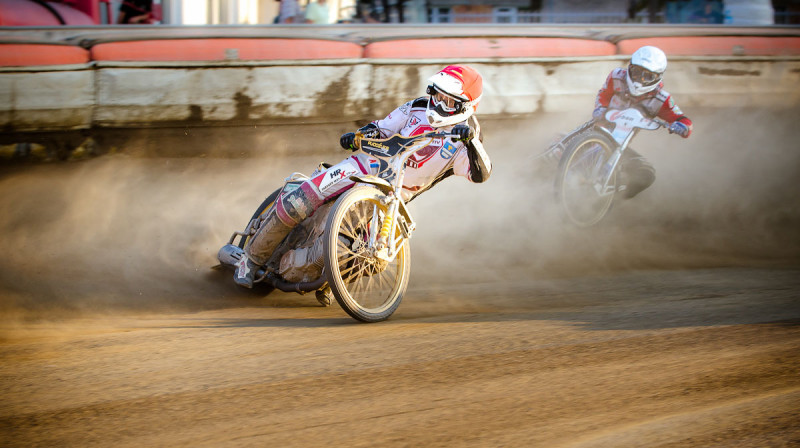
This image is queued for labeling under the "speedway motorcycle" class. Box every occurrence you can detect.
[217,130,457,323]
[544,107,669,227]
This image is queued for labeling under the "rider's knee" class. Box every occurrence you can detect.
[276,182,322,226]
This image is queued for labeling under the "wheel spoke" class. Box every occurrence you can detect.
[338,258,358,278]
[375,267,391,291]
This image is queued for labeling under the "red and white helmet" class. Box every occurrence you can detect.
[626,46,668,96]
[425,65,483,128]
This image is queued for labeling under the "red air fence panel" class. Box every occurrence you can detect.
[0,43,90,66]
[90,38,363,61]
[618,37,800,56]
[363,38,616,59]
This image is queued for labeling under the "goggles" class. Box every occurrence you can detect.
[427,85,464,114]
[628,64,661,86]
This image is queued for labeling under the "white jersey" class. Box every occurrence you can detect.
[365,97,487,201]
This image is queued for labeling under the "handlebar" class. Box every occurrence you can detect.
[352,130,462,154]
[652,117,670,128]
[354,130,453,142]
[351,130,465,182]
[598,108,670,131]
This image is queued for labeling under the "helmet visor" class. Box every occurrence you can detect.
[628,64,661,86]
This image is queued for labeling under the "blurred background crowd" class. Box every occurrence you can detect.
[0,0,796,27]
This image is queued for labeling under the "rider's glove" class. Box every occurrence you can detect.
[668,121,690,138]
[339,132,357,151]
[592,106,608,120]
[451,124,474,142]
[340,123,380,151]
[357,123,380,139]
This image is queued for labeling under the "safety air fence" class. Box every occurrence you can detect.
[1,25,799,138]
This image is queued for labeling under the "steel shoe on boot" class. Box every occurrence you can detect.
[315,287,334,307]
[233,256,259,289]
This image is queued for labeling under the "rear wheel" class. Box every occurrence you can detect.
[555,131,617,227]
[323,186,410,323]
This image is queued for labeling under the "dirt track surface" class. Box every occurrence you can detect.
[1,269,799,447]
[1,108,800,446]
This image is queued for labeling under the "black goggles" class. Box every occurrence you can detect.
[628,64,661,85]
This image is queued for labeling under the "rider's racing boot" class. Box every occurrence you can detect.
[616,170,629,196]
[246,212,293,263]
[234,178,322,288]
[233,210,295,288]
[233,256,259,289]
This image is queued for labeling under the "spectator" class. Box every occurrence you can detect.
[354,0,383,23]
[277,0,309,23]
[688,2,724,24]
[304,0,332,24]
[117,0,153,24]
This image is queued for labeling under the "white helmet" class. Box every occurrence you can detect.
[425,65,483,128]
[626,46,668,96]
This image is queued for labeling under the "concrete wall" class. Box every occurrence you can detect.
[0,67,94,132]
[5,57,795,133]
[0,25,799,136]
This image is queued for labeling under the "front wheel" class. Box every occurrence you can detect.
[323,186,411,323]
[555,131,617,227]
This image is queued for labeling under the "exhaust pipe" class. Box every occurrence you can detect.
[217,244,245,267]
[219,243,327,293]
[268,271,328,294]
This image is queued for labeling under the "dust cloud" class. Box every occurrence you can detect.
[0,107,798,320]
[412,107,800,284]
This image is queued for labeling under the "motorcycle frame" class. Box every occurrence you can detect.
[220,131,456,293]
[587,109,667,197]
[351,131,450,263]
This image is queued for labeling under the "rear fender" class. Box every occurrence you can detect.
[349,174,392,194]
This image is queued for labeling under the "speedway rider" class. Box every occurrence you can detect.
[592,45,693,198]
[234,65,491,288]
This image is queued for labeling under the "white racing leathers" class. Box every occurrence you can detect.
[366,97,491,201]
[244,97,492,270]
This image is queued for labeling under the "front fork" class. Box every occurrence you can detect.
[373,194,413,263]
[594,148,623,197]
[593,127,637,197]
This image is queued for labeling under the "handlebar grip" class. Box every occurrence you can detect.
[353,132,364,150]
